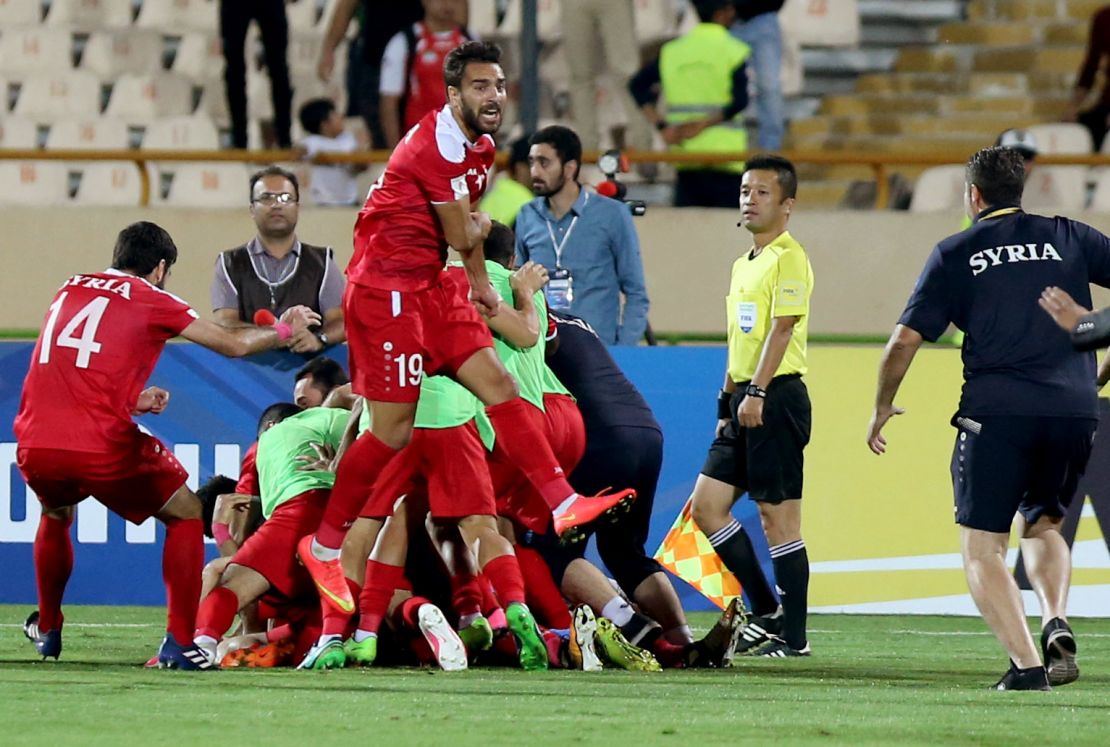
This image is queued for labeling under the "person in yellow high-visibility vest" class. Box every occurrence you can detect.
[629,0,752,208]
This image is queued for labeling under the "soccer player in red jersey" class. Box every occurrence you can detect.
[299,41,636,614]
[14,221,319,669]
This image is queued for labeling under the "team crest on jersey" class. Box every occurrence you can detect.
[737,302,757,333]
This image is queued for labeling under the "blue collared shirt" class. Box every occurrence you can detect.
[514,187,650,345]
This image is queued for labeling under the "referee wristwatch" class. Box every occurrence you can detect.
[315,330,329,347]
[744,383,767,399]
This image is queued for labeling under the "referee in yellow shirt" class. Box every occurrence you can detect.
[690,155,814,657]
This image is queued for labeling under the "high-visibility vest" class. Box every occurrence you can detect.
[659,23,751,173]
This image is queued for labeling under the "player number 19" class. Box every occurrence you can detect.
[39,291,109,369]
[395,353,424,387]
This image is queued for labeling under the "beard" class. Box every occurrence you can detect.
[461,99,501,136]
[532,174,564,198]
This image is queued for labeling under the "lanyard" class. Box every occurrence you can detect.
[544,191,588,268]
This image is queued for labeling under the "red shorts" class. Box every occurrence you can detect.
[344,273,494,403]
[16,431,188,524]
[360,423,496,519]
[490,394,587,531]
[232,489,329,600]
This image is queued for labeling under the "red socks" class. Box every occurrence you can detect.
[481,554,526,607]
[322,578,361,637]
[316,432,398,549]
[450,572,484,619]
[359,560,406,634]
[34,513,74,632]
[194,586,239,641]
[395,595,429,629]
[163,517,203,642]
[485,398,575,509]
[514,546,571,629]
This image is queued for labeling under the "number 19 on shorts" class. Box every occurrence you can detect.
[395,353,424,387]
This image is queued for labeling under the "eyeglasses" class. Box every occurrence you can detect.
[253,192,298,206]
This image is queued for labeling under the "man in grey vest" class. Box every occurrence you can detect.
[211,166,347,355]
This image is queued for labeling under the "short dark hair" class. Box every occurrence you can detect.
[196,474,238,539]
[111,221,178,275]
[966,146,1025,207]
[443,40,502,91]
[299,98,335,135]
[694,0,732,22]
[530,125,582,181]
[294,357,350,392]
[250,165,299,202]
[484,221,516,268]
[257,402,301,438]
[742,155,798,201]
[509,135,532,168]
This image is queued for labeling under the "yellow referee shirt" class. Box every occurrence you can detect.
[726,230,813,383]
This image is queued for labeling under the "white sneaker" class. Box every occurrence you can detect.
[569,605,602,671]
[417,604,468,672]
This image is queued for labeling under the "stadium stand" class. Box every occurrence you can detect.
[80,29,164,80]
[14,71,102,121]
[0,160,70,204]
[160,161,251,207]
[72,161,143,205]
[0,114,38,148]
[45,0,134,29]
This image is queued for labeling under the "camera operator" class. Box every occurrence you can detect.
[515,125,650,346]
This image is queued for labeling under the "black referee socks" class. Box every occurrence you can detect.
[706,520,779,616]
[770,540,810,650]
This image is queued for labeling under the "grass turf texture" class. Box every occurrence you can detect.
[0,606,1106,746]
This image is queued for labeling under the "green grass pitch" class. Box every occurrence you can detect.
[0,606,1106,746]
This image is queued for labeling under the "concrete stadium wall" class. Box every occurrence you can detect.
[5,206,1110,335]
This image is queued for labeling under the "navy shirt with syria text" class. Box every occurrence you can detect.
[546,312,661,433]
[899,208,1110,419]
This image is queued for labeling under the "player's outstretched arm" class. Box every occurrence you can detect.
[179,306,321,357]
[867,324,922,455]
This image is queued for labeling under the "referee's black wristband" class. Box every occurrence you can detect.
[745,383,768,399]
[716,390,733,420]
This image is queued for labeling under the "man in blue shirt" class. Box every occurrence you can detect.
[868,147,1110,691]
[514,125,650,346]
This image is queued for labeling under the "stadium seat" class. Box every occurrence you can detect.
[142,114,220,150]
[781,0,861,47]
[196,83,230,127]
[285,0,321,31]
[172,33,223,81]
[73,161,142,205]
[908,165,965,212]
[80,29,164,80]
[0,0,42,25]
[1088,168,1110,211]
[780,22,804,96]
[1023,167,1087,211]
[468,0,501,37]
[499,0,562,42]
[45,117,130,149]
[288,34,344,80]
[0,27,75,75]
[135,0,218,33]
[1026,123,1093,154]
[104,72,195,124]
[0,161,70,205]
[13,71,103,121]
[164,162,251,207]
[46,0,134,30]
[0,115,39,148]
[633,0,678,45]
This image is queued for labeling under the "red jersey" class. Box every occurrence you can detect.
[348,105,495,292]
[14,269,198,453]
[403,23,469,130]
[235,441,260,496]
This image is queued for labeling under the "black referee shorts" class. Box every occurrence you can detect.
[700,375,811,504]
[951,414,1096,533]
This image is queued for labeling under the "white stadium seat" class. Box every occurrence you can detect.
[782,0,860,48]
[780,21,804,96]
[0,161,70,205]
[164,162,251,207]
[1023,167,1088,212]
[14,71,103,121]
[909,165,965,212]
[0,115,40,148]
[104,72,195,124]
[0,27,75,75]
[468,0,500,37]
[0,0,42,25]
[634,0,679,45]
[73,161,142,205]
[172,33,223,81]
[45,117,130,149]
[1027,123,1093,154]
[135,0,218,34]
[46,0,134,30]
[285,0,321,32]
[1088,168,1110,211]
[142,114,220,150]
[80,29,164,80]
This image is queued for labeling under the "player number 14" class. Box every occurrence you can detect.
[39,291,109,369]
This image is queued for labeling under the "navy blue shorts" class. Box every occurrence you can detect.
[951,415,1096,533]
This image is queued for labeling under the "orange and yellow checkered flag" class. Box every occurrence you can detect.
[653,497,742,611]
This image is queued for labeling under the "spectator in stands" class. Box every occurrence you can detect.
[1068,4,1110,151]
[219,0,293,149]
[515,126,650,346]
[479,136,535,228]
[629,0,751,208]
[731,1,785,150]
[560,0,654,154]
[297,98,368,207]
[379,0,471,147]
[317,0,423,149]
[211,166,347,354]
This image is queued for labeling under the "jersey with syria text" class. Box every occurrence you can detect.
[348,105,495,291]
[14,270,199,452]
[899,209,1110,419]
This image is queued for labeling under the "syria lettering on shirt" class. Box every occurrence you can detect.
[348,105,495,291]
[14,269,199,453]
[899,209,1110,419]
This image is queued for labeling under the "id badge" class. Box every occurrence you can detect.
[546,267,574,311]
[736,301,757,334]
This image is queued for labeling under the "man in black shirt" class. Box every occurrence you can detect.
[868,147,1110,690]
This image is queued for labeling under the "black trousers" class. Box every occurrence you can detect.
[1078,103,1110,152]
[221,0,292,148]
